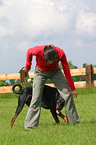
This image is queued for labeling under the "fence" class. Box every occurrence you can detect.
[0,65,96,93]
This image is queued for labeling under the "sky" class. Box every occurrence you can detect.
[0,0,96,74]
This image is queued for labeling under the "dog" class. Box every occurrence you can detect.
[10,84,67,128]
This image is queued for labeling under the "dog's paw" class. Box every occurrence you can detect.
[64,116,67,123]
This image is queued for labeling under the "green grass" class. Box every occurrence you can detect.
[0,93,96,145]
[77,85,96,95]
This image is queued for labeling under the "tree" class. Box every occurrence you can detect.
[68,60,78,69]
[59,60,78,69]
[83,63,87,68]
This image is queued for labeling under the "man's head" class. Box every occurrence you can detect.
[43,45,58,63]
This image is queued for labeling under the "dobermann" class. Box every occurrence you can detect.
[10,84,67,128]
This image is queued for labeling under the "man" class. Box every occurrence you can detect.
[24,45,80,130]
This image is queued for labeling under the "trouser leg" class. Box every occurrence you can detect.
[49,67,80,124]
[24,67,47,129]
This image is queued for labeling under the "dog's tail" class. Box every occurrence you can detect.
[9,114,18,128]
[12,84,22,94]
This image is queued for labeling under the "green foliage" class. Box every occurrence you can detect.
[8,79,16,86]
[72,75,86,82]
[0,80,9,87]
[0,79,21,87]
[83,63,87,68]
[21,77,33,89]
[92,74,96,81]
[0,94,96,145]
[68,60,78,69]
[59,60,78,69]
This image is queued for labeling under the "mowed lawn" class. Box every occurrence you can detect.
[0,93,96,145]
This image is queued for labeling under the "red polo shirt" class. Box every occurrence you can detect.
[25,46,76,91]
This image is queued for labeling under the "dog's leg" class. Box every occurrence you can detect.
[58,112,67,123]
[9,94,28,128]
[50,109,60,124]
[9,103,26,128]
[9,114,18,128]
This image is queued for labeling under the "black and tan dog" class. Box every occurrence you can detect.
[10,84,67,128]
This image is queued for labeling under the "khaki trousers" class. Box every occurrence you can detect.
[24,66,80,129]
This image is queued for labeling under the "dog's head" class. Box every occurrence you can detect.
[56,95,65,114]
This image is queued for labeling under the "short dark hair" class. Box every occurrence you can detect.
[43,45,58,61]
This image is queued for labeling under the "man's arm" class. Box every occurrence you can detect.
[61,52,76,91]
[25,48,33,70]
[60,51,78,97]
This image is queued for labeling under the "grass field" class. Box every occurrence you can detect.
[0,92,96,145]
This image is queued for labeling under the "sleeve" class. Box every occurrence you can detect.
[61,51,76,91]
[25,48,33,70]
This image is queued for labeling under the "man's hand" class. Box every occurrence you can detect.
[24,68,29,72]
[72,90,78,98]
[24,68,29,77]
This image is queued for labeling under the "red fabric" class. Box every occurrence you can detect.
[25,46,76,91]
